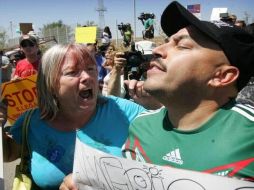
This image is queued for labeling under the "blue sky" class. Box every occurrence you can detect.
[0,0,254,39]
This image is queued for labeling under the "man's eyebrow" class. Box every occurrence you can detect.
[172,34,192,41]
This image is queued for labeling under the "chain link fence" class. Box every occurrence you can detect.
[5,25,76,49]
[4,21,165,51]
[38,25,75,45]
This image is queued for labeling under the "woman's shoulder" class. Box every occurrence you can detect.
[25,107,40,116]
[105,95,130,104]
[104,96,145,111]
[15,107,39,120]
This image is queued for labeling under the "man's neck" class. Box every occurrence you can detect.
[166,100,225,131]
[26,55,39,63]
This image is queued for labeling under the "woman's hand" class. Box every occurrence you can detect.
[59,173,78,190]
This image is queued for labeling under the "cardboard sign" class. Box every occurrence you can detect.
[73,138,254,190]
[1,74,37,124]
[210,8,228,21]
[19,23,33,35]
[75,26,97,43]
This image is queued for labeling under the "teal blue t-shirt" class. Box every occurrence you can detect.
[144,18,154,29]
[10,96,145,189]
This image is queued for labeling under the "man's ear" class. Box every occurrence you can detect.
[208,66,239,87]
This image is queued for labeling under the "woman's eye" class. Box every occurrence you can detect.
[87,67,96,72]
[63,70,79,76]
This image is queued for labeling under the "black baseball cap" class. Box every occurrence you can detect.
[161,1,254,91]
[19,34,38,46]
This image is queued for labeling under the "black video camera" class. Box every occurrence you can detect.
[117,22,130,31]
[138,12,155,20]
[123,43,153,80]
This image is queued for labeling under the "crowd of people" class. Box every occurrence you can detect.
[224,12,254,33]
[0,1,254,189]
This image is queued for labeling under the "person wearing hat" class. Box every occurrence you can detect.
[139,13,155,40]
[59,1,254,189]
[12,34,41,80]
[122,1,254,180]
[120,23,133,48]
[107,40,162,109]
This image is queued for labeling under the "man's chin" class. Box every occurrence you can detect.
[143,79,157,92]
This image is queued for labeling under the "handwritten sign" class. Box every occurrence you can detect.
[75,26,97,44]
[1,74,37,124]
[73,138,254,190]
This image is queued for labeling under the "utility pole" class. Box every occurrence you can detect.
[116,20,119,47]
[96,0,107,38]
[133,0,136,41]
[244,11,250,24]
[10,21,13,39]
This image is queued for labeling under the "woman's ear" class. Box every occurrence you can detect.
[208,66,239,87]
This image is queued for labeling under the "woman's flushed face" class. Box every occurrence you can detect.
[57,52,98,113]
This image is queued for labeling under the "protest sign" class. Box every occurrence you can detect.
[73,138,254,190]
[75,26,97,44]
[1,74,37,124]
[210,7,228,21]
[19,23,33,35]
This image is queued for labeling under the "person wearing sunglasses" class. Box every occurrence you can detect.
[12,34,41,81]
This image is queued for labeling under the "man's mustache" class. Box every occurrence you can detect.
[151,54,165,68]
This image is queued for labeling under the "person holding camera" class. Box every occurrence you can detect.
[101,44,127,98]
[139,12,155,39]
[105,41,162,109]
[118,23,133,48]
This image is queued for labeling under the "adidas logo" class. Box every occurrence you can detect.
[162,148,183,165]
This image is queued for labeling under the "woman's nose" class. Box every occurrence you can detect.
[79,70,91,82]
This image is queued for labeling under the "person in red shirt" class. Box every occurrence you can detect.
[12,34,41,80]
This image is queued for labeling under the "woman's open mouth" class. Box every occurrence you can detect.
[79,89,93,99]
